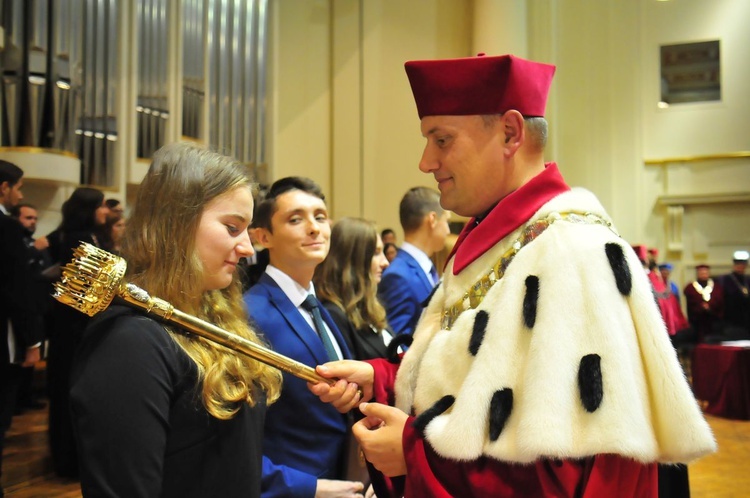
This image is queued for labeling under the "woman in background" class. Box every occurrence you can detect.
[383,242,398,263]
[69,143,282,497]
[314,217,393,360]
[99,213,126,255]
[45,186,108,478]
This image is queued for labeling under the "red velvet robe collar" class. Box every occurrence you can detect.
[448,162,570,275]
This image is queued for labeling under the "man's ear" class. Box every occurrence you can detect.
[0,181,9,196]
[254,227,273,249]
[502,110,525,156]
[426,211,438,229]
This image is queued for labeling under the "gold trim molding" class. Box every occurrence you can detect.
[0,146,79,159]
[657,192,750,206]
[645,151,750,166]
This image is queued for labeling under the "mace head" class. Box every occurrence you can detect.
[53,242,128,317]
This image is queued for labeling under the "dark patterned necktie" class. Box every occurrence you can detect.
[301,294,339,361]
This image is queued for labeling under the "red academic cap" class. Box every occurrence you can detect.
[404,53,556,119]
[695,264,710,270]
[632,245,649,262]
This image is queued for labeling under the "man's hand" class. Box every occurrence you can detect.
[309,360,374,413]
[33,236,49,251]
[23,346,41,367]
[353,402,408,477]
[315,478,365,498]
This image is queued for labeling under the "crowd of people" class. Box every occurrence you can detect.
[2,51,745,498]
[1,161,129,490]
[634,245,750,351]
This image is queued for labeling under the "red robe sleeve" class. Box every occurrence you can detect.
[364,358,399,405]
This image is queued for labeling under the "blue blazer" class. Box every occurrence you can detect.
[378,250,434,336]
[244,273,352,498]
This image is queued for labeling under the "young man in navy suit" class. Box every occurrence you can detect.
[243,177,365,498]
[378,187,450,336]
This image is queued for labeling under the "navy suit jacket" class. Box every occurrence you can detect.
[378,249,434,336]
[244,273,352,498]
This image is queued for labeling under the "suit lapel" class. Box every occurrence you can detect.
[401,252,433,294]
[258,274,339,364]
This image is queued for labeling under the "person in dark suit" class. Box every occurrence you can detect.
[315,217,394,361]
[9,203,51,412]
[718,250,750,339]
[244,177,364,498]
[0,160,43,498]
[69,143,282,497]
[378,187,450,336]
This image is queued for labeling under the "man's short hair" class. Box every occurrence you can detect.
[481,114,548,151]
[105,198,121,210]
[399,187,443,233]
[0,159,24,186]
[253,176,325,231]
[9,202,37,218]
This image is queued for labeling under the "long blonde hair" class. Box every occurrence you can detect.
[121,143,282,419]
[314,217,388,330]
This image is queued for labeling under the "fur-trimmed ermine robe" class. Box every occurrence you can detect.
[367,164,715,497]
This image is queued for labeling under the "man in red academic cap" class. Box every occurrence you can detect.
[684,264,724,343]
[311,54,715,497]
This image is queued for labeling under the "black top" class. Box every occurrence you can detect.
[70,306,266,498]
[321,300,391,360]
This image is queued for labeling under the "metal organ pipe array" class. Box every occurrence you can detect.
[0,0,269,187]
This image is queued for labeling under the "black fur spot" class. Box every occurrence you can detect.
[489,388,514,441]
[412,395,455,438]
[523,276,539,328]
[469,311,489,356]
[605,243,632,296]
[386,334,413,364]
[421,281,441,308]
[578,354,603,412]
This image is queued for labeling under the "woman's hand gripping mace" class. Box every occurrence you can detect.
[52,242,332,385]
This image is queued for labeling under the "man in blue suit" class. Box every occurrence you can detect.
[244,177,365,498]
[378,187,450,336]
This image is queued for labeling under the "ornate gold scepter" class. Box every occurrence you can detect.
[53,242,332,385]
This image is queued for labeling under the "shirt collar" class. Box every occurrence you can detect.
[265,265,316,308]
[449,163,570,274]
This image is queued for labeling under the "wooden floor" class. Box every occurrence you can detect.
[2,400,749,497]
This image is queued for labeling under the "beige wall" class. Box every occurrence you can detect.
[637,0,750,287]
[270,0,472,239]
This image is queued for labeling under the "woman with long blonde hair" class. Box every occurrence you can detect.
[69,143,282,497]
[314,217,393,360]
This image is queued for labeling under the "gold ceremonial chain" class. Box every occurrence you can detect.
[441,212,618,331]
[729,273,749,297]
[53,243,333,385]
[692,279,714,302]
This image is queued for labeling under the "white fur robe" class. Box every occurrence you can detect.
[394,188,716,464]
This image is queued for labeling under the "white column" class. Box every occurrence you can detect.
[472,0,527,57]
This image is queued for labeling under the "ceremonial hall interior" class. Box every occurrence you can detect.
[1,0,748,496]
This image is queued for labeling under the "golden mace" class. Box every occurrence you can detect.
[53,242,332,385]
